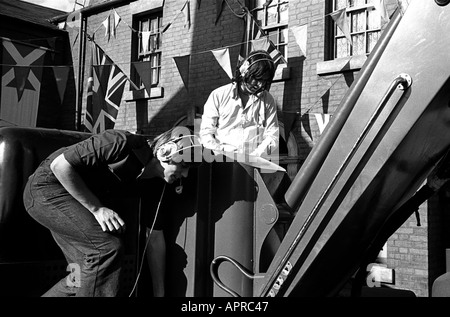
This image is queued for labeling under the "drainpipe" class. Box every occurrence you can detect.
[76,12,87,131]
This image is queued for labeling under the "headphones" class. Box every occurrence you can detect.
[156,140,179,162]
[156,133,202,164]
[237,50,275,78]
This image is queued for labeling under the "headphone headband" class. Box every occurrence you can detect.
[239,52,275,77]
[157,134,203,166]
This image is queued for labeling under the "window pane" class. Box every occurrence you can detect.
[336,37,348,58]
[351,11,365,32]
[141,20,149,32]
[280,3,289,23]
[367,7,380,29]
[269,31,278,45]
[255,0,266,7]
[267,5,278,25]
[255,9,264,26]
[335,0,347,10]
[367,30,380,52]
[150,18,157,32]
[352,33,365,55]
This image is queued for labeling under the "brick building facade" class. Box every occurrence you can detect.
[36,0,450,296]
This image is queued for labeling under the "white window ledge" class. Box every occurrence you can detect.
[317,55,367,76]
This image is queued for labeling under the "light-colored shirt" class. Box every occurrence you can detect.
[200,82,279,156]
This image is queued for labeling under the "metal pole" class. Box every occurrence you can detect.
[75,13,88,131]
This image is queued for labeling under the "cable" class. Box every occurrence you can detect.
[128,182,166,297]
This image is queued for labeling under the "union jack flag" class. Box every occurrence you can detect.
[239,11,287,66]
[84,41,127,133]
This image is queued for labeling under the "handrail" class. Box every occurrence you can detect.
[210,255,262,297]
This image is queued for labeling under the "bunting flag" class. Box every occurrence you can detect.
[173,55,190,91]
[215,0,225,25]
[211,48,233,80]
[162,0,190,33]
[84,42,128,133]
[321,88,330,114]
[330,8,352,45]
[113,9,122,38]
[102,15,110,41]
[373,0,390,27]
[52,66,71,104]
[181,0,191,29]
[301,113,312,141]
[290,24,308,57]
[239,11,287,66]
[1,37,46,127]
[141,31,151,52]
[301,113,332,142]
[133,61,152,96]
[397,0,410,14]
[313,113,331,134]
[282,111,297,142]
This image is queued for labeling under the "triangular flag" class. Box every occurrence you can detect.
[174,55,190,91]
[141,31,151,53]
[211,48,233,80]
[282,112,297,142]
[71,30,79,49]
[215,0,224,25]
[330,8,352,45]
[113,9,121,38]
[290,24,308,57]
[313,113,331,135]
[301,114,312,140]
[133,61,152,96]
[1,38,46,127]
[397,0,410,15]
[102,15,110,41]
[52,66,70,104]
[321,88,330,114]
[181,0,191,29]
[373,0,389,27]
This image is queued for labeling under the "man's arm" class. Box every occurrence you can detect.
[50,153,125,232]
[146,228,166,297]
[252,99,279,157]
[200,92,222,151]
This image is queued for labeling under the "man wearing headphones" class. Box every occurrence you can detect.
[23,126,201,296]
[199,50,279,157]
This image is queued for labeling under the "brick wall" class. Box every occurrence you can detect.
[72,0,443,297]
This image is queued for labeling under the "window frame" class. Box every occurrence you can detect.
[250,0,289,63]
[131,9,163,91]
[331,0,381,59]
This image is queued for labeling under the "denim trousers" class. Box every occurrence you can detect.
[23,169,125,297]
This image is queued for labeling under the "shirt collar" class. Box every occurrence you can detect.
[231,81,264,100]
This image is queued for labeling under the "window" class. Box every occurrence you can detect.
[333,0,381,59]
[251,0,289,62]
[131,11,163,89]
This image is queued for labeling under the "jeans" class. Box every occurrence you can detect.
[23,168,125,297]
